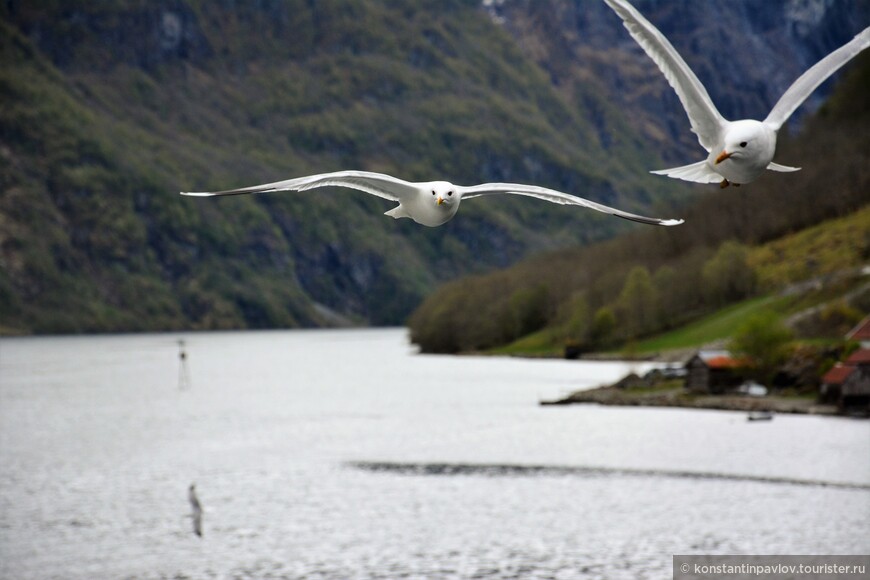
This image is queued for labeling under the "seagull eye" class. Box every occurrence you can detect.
[432,190,436,195]
[448,191,453,196]
[739,141,747,148]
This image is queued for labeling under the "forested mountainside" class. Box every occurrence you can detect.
[1,0,865,333]
[409,52,870,353]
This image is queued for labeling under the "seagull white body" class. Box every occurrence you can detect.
[604,0,870,187]
[182,170,683,227]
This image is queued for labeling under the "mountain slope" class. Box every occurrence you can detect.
[1,1,865,333]
[1,0,692,333]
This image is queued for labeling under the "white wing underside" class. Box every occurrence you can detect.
[651,160,801,183]
[181,170,419,202]
[765,27,870,130]
[460,183,683,226]
[650,160,721,184]
[603,0,726,151]
[766,162,801,173]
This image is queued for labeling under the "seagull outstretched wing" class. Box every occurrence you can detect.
[765,27,870,131]
[182,170,419,202]
[603,0,727,151]
[460,182,683,226]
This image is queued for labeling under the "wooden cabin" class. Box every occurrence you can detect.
[820,364,854,404]
[684,351,745,394]
[840,366,870,413]
[821,348,870,413]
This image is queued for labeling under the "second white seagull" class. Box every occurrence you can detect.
[181,170,683,227]
[604,0,870,188]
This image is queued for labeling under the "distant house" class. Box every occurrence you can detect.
[846,315,870,348]
[841,367,870,413]
[819,365,855,404]
[846,348,870,366]
[685,350,745,394]
[821,348,870,413]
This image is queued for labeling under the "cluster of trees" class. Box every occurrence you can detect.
[409,238,757,353]
[565,241,756,348]
[409,52,870,353]
[728,311,795,384]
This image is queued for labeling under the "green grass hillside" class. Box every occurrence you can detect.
[629,208,870,354]
[749,206,870,290]
[464,207,870,358]
[633,297,785,354]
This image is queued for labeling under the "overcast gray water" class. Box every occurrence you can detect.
[1,328,868,579]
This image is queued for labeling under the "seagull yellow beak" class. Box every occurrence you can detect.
[436,197,444,205]
[715,150,732,165]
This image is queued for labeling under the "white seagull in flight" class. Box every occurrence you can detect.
[603,0,870,188]
[181,170,683,227]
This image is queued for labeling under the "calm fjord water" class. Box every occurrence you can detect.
[1,328,868,579]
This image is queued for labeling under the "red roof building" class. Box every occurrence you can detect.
[845,348,870,366]
[684,350,746,394]
[821,364,856,386]
[847,315,870,345]
[820,348,870,412]
[705,355,745,369]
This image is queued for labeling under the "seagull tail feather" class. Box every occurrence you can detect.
[650,160,721,184]
[384,204,410,220]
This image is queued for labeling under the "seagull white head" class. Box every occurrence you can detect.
[398,179,461,227]
[429,181,458,208]
[715,121,772,166]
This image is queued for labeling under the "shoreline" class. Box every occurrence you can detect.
[540,384,845,416]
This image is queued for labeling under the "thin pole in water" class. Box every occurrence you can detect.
[178,339,191,390]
